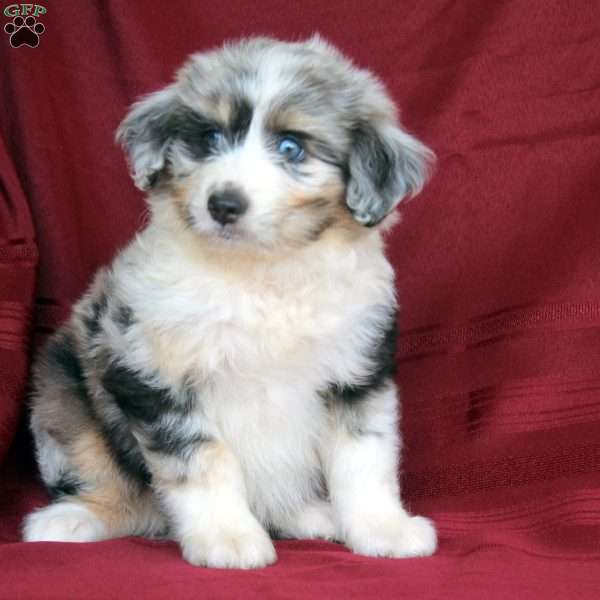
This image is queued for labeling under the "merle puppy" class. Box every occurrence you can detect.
[23,36,437,568]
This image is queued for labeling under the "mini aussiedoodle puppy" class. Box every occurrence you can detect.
[23,36,437,568]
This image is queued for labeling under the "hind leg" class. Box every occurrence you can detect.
[25,327,166,543]
[23,486,163,543]
[24,501,108,542]
[24,428,165,543]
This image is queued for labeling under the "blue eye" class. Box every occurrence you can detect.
[206,129,223,145]
[277,136,305,162]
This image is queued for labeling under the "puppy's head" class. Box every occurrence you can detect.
[117,36,433,251]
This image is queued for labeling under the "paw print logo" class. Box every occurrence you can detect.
[4,15,45,48]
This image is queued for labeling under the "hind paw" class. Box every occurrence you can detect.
[23,502,107,543]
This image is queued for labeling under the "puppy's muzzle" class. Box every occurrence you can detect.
[208,188,249,225]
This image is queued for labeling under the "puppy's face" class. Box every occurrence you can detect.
[118,37,433,252]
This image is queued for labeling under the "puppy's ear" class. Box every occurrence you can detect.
[346,122,434,226]
[116,87,181,191]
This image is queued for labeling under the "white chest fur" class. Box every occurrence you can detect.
[110,225,396,523]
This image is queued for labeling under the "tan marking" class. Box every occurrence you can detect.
[287,193,335,210]
[171,178,193,219]
[151,440,238,494]
[69,430,162,536]
[213,96,232,124]
[266,108,321,135]
[143,325,191,381]
[282,181,367,245]
[146,180,371,304]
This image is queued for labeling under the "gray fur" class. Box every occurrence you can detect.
[117,36,433,224]
[347,123,433,226]
[116,87,181,190]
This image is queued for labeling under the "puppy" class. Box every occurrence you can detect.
[23,36,437,568]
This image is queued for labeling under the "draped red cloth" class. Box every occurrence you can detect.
[1,1,599,598]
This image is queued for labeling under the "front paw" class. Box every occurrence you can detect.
[346,513,437,558]
[181,522,277,569]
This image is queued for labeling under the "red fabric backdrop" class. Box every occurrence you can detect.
[1,1,600,598]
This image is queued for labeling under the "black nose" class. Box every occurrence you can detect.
[207,189,248,225]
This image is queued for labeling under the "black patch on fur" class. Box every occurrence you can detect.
[46,334,86,391]
[42,335,149,486]
[346,124,403,227]
[351,124,395,193]
[178,378,198,415]
[229,98,253,141]
[114,305,134,331]
[146,171,161,188]
[102,418,152,485]
[101,363,174,424]
[147,424,209,457]
[174,107,222,160]
[83,293,108,337]
[124,101,221,179]
[45,338,152,486]
[312,140,344,169]
[100,362,200,468]
[48,473,83,499]
[325,310,398,404]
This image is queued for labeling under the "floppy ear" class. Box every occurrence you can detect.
[346,122,434,226]
[115,87,181,191]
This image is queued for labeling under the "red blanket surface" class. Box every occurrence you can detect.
[1,1,599,598]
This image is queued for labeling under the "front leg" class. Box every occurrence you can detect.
[151,440,276,569]
[322,382,437,558]
[101,363,275,569]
